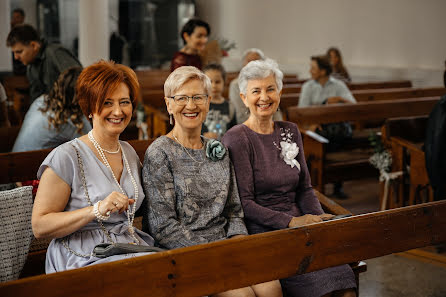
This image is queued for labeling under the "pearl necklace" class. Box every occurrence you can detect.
[88,130,139,244]
[172,134,205,164]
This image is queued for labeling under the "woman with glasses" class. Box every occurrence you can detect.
[142,66,282,297]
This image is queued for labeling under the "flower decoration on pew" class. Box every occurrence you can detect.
[274,128,300,170]
[206,139,226,161]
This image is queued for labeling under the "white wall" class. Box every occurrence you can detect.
[196,0,446,86]
[0,1,12,72]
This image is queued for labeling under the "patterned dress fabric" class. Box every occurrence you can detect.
[222,121,356,297]
[38,139,155,273]
[142,136,247,250]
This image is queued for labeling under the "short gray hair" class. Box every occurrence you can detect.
[238,59,283,96]
[164,66,211,97]
[242,48,265,61]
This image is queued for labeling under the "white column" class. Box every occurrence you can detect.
[0,0,12,72]
[79,0,109,66]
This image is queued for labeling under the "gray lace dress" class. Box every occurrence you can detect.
[141,136,248,249]
[38,138,155,273]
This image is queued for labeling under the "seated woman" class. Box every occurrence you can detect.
[12,67,91,152]
[222,59,357,297]
[170,19,210,72]
[32,61,155,273]
[327,47,351,83]
[142,66,282,297]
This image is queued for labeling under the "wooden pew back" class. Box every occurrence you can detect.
[1,200,444,297]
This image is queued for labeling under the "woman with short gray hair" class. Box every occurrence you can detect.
[223,59,357,297]
[142,66,282,297]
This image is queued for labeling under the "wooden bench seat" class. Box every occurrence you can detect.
[1,200,444,297]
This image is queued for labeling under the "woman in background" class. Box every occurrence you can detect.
[12,67,91,152]
[170,19,210,72]
[327,47,351,83]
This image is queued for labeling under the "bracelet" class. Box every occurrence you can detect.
[93,201,110,221]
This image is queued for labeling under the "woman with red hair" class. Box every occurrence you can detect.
[32,60,156,273]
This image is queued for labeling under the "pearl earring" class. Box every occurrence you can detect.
[88,114,92,119]
[169,114,173,125]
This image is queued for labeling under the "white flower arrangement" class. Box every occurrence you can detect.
[274,128,301,170]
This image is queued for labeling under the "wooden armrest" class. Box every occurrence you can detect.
[314,190,352,215]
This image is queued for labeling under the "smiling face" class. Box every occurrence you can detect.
[10,41,40,65]
[91,82,133,138]
[204,69,224,100]
[165,79,210,133]
[240,74,281,121]
[184,26,208,52]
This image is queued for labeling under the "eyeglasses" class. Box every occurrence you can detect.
[169,94,208,106]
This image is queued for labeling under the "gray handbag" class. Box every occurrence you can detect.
[93,243,165,258]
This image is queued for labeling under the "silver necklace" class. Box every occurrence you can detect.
[88,130,139,244]
[172,134,205,164]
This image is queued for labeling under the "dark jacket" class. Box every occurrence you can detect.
[425,94,446,200]
[27,40,81,101]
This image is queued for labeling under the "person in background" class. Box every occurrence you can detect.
[299,55,356,199]
[12,67,91,152]
[32,60,156,273]
[142,66,282,297]
[326,47,351,83]
[170,19,210,72]
[229,48,282,124]
[10,8,27,75]
[0,83,10,127]
[6,24,82,102]
[202,63,236,139]
[223,59,356,297]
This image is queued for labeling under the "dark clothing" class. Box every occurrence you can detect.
[12,53,26,75]
[202,100,237,139]
[223,121,356,297]
[425,94,446,200]
[170,51,202,72]
[27,40,81,101]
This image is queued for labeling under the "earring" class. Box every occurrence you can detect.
[244,107,250,115]
[88,114,92,119]
[169,114,173,125]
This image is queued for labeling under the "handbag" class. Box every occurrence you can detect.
[62,144,163,259]
[93,243,165,258]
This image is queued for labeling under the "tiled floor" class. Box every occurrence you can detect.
[327,178,446,297]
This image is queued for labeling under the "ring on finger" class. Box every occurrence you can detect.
[113,202,118,206]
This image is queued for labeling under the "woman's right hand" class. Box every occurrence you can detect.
[98,191,135,216]
[288,214,323,228]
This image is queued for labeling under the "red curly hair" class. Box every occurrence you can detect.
[77,60,139,117]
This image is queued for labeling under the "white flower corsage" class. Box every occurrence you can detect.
[274,128,301,170]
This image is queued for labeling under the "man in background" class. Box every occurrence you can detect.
[6,24,81,102]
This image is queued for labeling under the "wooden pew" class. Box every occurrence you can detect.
[381,116,432,209]
[286,97,439,193]
[1,200,444,297]
[279,87,446,114]
[280,79,413,95]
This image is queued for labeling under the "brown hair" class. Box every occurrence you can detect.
[77,60,139,117]
[311,55,332,76]
[6,24,40,46]
[40,67,84,133]
[326,47,350,81]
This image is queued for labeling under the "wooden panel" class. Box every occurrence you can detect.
[1,200,445,297]
[287,97,439,126]
[353,87,446,102]
[347,80,412,90]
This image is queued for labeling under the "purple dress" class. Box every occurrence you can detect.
[222,121,356,297]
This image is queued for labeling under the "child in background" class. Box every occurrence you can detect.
[202,63,236,139]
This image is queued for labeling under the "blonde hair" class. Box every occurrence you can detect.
[164,66,211,97]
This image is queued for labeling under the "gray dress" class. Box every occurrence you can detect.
[142,136,248,250]
[38,138,155,273]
